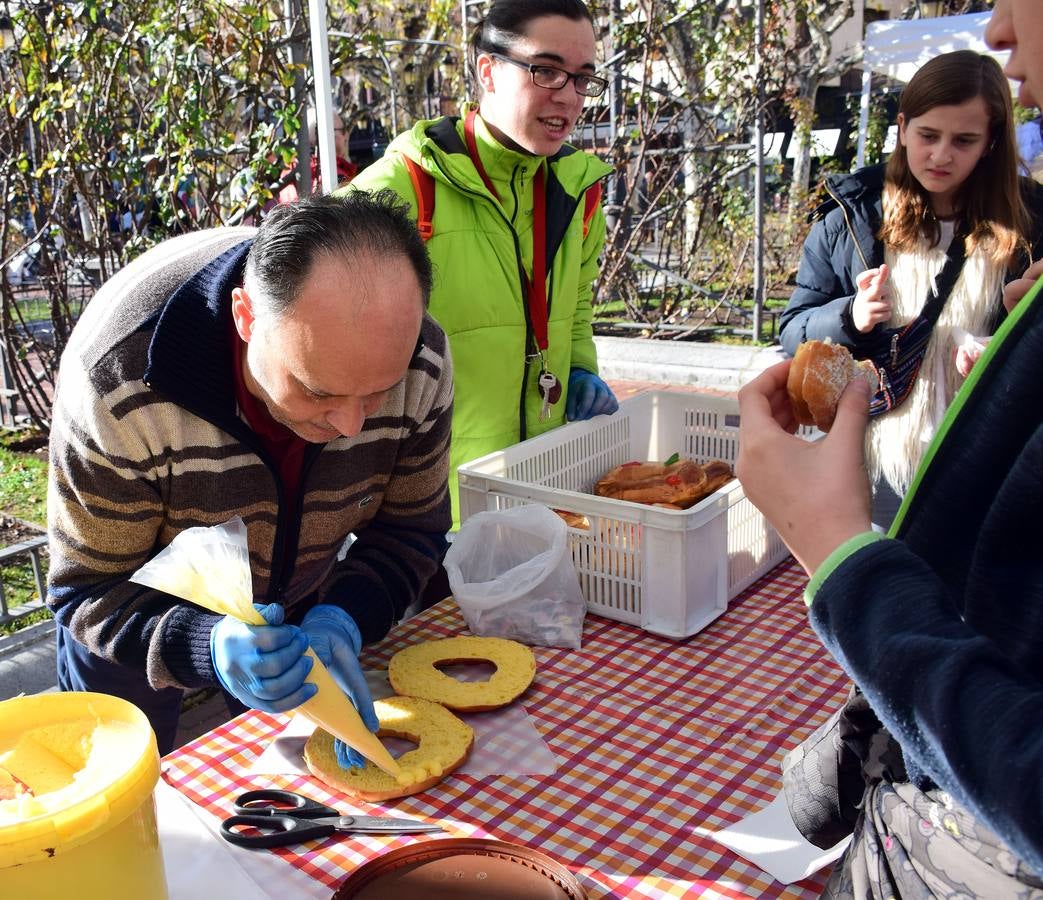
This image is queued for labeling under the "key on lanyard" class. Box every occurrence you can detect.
[538,370,561,421]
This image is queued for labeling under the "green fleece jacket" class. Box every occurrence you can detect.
[345,111,612,524]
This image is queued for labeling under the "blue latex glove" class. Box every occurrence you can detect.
[299,604,379,771]
[566,369,619,421]
[210,603,315,714]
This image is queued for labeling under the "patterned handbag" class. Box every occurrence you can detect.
[859,228,969,417]
[780,686,907,849]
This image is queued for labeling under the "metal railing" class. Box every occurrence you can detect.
[0,533,48,628]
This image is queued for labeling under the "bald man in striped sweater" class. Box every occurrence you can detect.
[47,193,453,755]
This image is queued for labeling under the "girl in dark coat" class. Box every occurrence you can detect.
[736,2,1043,891]
[780,50,1043,527]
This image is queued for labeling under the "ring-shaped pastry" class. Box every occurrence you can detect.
[388,636,536,712]
[303,695,474,801]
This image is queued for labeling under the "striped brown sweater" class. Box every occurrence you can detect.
[47,228,453,691]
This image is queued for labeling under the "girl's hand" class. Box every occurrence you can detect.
[1002,259,1043,313]
[951,326,988,379]
[955,343,984,378]
[851,264,892,332]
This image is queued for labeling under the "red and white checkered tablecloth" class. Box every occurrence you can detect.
[162,557,850,899]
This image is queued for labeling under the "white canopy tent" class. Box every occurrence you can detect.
[855,12,1010,167]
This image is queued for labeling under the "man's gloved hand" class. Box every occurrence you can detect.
[566,368,619,421]
[210,603,315,713]
[300,604,380,771]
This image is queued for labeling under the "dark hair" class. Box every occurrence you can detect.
[245,191,433,316]
[467,0,595,90]
[881,49,1029,263]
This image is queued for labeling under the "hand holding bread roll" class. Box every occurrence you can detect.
[787,339,877,431]
[738,359,874,576]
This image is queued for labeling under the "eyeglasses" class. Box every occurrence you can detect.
[487,51,608,99]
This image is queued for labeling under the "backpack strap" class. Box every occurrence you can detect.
[582,181,602,239]
[405,155,600,244]
[403,156,435,242]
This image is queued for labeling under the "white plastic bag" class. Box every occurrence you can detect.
[444,504,586,649]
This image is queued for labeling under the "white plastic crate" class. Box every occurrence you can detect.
[457,391,817,639]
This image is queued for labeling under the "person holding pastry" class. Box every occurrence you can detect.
[734,2,1043,892]
[779,49,1043,528]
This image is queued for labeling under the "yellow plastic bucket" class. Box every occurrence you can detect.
[0,692,168,900]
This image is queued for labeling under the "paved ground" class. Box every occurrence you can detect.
[0,372,756,750]
[0,621,58,696]
[0,619,227,747]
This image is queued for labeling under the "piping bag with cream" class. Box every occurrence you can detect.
[129,516,403,780]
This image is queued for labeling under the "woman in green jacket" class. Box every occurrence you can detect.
[346,0,618,536]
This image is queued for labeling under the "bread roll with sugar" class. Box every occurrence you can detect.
[304,695,473,802]
[787,339,877,430]
[389,636,536,712]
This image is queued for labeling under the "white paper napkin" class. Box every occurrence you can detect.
[701,791,850,885]
[156,779,267,899]
[156,778,328,899]
[249,666,558,779]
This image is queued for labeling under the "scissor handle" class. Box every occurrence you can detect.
[220,813,337,849]
[233,789,338,819]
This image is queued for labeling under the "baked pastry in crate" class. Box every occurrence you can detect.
[594,458,733,509]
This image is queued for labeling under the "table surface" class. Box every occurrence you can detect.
[162,557,850,899]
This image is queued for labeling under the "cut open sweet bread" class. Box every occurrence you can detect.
[303,695,474,802]
[388,636,536,713]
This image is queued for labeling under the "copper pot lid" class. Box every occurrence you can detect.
[331,837,588,899]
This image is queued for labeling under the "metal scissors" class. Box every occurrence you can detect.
[219,789,444,849]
